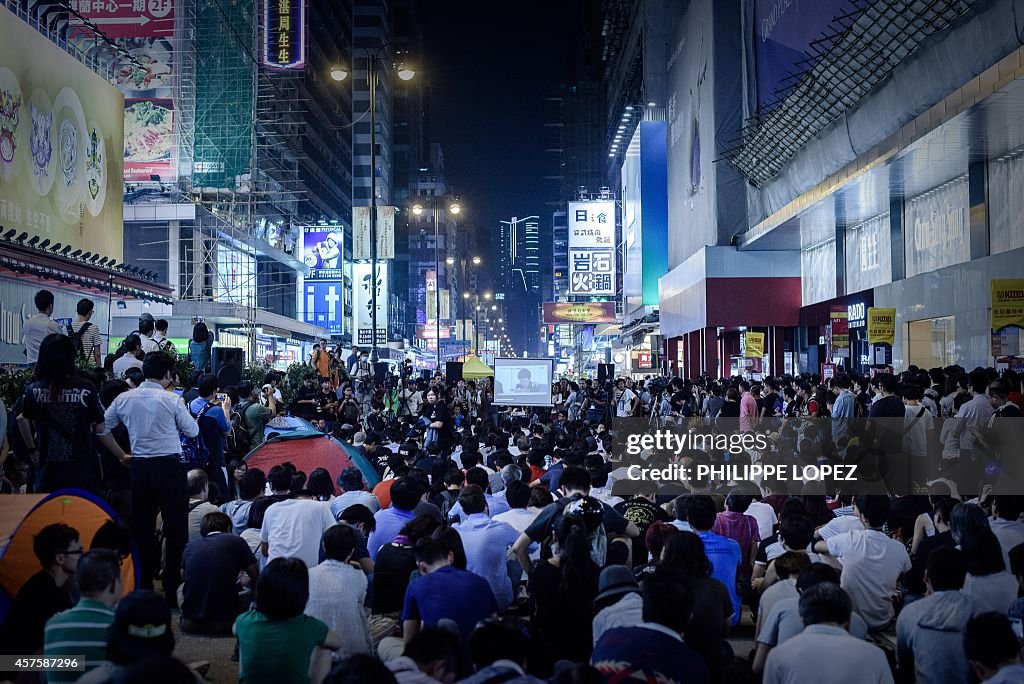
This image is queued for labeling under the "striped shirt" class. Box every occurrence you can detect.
[43,598,115,682]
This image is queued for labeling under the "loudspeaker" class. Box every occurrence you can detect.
[373,362,390,384]
[597,363,615,384]
[446,362,463,382]
[212,347,244,388]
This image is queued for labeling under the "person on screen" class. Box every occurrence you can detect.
[513,368,544,393]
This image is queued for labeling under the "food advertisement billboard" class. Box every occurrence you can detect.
[66,0,177,180]
[0,4,125,259]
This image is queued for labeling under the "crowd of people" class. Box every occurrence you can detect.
[1,293,1023,683]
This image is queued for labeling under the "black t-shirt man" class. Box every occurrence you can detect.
[614,496,670,562]
[0,570,73,655]
[181,532,258,624]
[292,383,319,421]
[21,377,105,493]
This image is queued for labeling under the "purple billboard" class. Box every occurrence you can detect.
[754,0,862,112]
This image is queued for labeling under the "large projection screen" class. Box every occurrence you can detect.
[493,357,554,407]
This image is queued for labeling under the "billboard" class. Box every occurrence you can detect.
[67,0,177,181]
[568,200,616,296]
[542,302,617,325]
[621,121,669,312]
[300,225,344,280]
[303,281,343,335]
[0,5,125,260]
[351,262,388,346]
[753,0,862,113]
[263,0,306,70]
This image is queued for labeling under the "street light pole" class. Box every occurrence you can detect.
[368,54,379,363]
[434,200,440,371]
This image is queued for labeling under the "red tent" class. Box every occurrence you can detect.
[244,433,381,494]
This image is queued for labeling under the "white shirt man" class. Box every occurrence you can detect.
[260,497,337,569]
[112,352,143,380]
[747,499,779,541]
[818,526,910,630]
[616,385,638,418]
[22,308,64,364]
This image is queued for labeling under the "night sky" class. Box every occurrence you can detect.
[420,1,577,267]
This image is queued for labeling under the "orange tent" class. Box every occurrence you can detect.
[0,490,137,621]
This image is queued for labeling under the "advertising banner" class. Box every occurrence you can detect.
[300,225,344,280]
[743,332,765,359]
[0,5,125,260]
[991,278,1024,332]
[263,0,305,70]
[542,302,617,324]
[568,200,616,296]
[830,305,850,358]
[753,0,862,113]
[67,0,177,181]
[867,307,897,346]
[302,281,343,335]
[351,262,388,345]
[352,206,371,261]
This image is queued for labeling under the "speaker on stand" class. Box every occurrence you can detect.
[446,362,464,383]
[597,363,615,385]
[212,347,244,388]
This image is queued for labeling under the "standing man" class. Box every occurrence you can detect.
[347,346,360,374]
[137,313,160,353]
[189,373,232,501]
[69,298,102,366]
[23,289,64,365]
[103,351,198,607]
[739,381,759,433]
[830,375,856,445]
[615,379,638,418]
[153,319,177,355]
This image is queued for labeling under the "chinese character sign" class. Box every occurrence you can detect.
[568,200,615,248]
[263,0,305,69]
[351,262,389,346]
[377,205,395,259]
[568,201,616,296]
[991,279,1024,333]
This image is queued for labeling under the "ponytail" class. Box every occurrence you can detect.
[554,514,597,594]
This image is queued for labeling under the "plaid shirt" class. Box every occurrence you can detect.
[713,510,760,578]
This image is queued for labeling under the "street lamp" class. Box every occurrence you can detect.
[331,48,415,362]
[413,198,461,370]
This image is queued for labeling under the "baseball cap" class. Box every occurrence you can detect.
[108,590,174,664]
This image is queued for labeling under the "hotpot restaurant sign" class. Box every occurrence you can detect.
[991,279,1024,332]
[867,308,896,346]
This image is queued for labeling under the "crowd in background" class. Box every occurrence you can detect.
[1,289,1023,683]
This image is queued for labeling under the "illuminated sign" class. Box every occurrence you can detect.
[568,201,616,296]
[263,0,305,70]
[542,302,616,324]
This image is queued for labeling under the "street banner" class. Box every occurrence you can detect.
[352,206,371,261]
[744,332,765,358]
[830,305,850,358]
[991,279,1024,332]
[376,205,396,259]
[542,302,616,324]
[867,307,896,345]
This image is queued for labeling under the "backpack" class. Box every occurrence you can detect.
[67,322,93,359]
[226,400,254,459]
[157,337,177,354]
[180,402,214,468]
[342,400,360,425]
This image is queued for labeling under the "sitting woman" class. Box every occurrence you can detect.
[234,558,342,684]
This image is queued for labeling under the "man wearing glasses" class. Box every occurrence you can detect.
[0,523,82,662]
